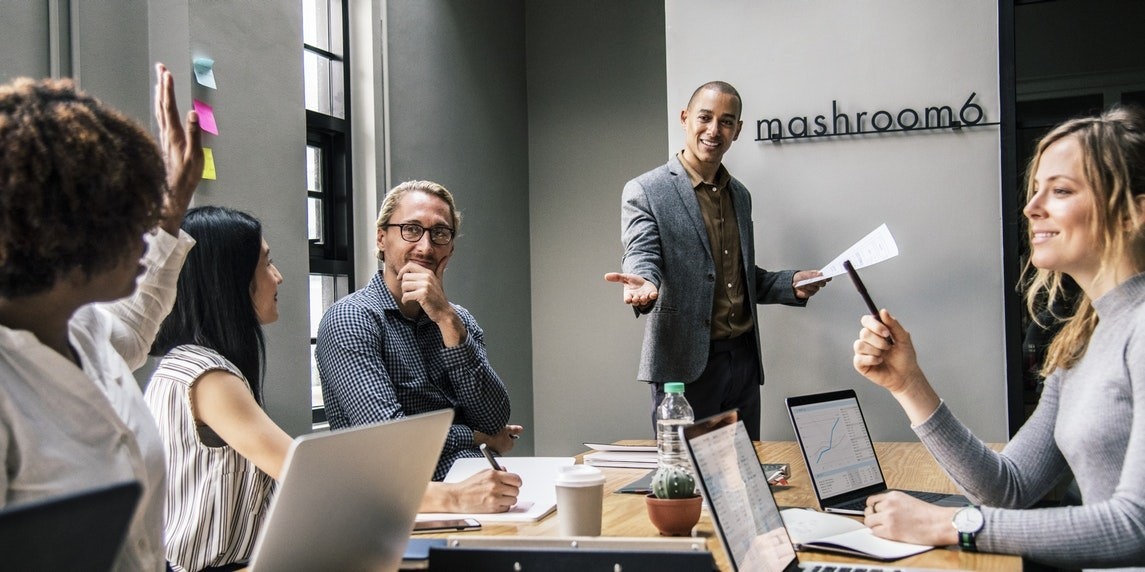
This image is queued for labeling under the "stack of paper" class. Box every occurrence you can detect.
[582,443,657,469]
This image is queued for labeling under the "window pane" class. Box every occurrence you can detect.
[309,273,350,409]
[310,344,323,408]
[309,274,325,339]
[309,274,349,339]
[306,145,323,192]
[328,0,343,56]
[308,197,324,243]
[304,52,345,119]
[303,51,327,114]
[302,0,329,52]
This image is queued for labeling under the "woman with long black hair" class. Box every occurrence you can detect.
[146,206,287,572]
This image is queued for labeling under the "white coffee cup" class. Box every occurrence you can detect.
[553,465,606,536]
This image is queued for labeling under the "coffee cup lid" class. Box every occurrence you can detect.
[554,464,605,486]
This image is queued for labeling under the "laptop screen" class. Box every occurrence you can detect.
[787,391,883,500]
[682,411,797,572]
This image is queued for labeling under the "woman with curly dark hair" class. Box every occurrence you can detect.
[0,63,202,571]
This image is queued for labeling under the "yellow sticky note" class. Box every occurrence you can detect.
[202,147,217,180]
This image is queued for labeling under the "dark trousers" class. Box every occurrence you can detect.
[651,331,762,441]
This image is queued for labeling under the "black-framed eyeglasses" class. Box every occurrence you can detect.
[382,223,455,245]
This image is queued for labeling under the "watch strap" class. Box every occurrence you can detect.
[954,505,982,552]
[958,530,978,552]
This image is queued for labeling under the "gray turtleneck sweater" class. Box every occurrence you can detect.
[914,272,1145,570]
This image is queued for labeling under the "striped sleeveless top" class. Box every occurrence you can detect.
[144,345,275,572]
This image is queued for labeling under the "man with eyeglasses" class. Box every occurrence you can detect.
[316,180,523,514]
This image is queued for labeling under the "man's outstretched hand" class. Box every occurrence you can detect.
[604,272,658,308]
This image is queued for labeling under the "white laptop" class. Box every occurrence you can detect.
[786,390,967,515]
[247,409,452,572]
[681,410,964,572]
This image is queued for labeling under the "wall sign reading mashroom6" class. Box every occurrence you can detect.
[755,92,998,143]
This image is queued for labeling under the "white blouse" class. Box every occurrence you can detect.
[145,344,275,572]
[0,229,195,572]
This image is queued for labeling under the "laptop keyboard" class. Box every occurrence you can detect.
[902,490,951,503]
[833,498,869,512]
[836,490,954,512]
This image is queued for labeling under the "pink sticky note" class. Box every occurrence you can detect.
[192,99,219,135]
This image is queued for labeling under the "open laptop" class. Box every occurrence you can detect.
[0,480,140,571]
[682,410,961,572]
[247,408,452,572]
[786,389,967,515]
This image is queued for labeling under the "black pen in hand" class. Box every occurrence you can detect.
[843,260,894,345]
[480,443,504,471]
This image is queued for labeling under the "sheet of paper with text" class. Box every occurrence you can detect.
[795,224,899,287]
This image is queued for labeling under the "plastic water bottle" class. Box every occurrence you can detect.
[656,382,694,472]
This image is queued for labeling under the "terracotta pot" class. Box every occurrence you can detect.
[645,494,702,536]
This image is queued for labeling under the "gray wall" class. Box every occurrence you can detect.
[665,0,1007,444]
[0,1,50,80]
[0,1,151,122]
[384,0,536,455]
[179,0,312,437]
[526,0,668,454]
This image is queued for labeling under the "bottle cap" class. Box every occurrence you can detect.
[664,382,685,394]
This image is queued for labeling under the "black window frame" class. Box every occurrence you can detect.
[305,0,353,426]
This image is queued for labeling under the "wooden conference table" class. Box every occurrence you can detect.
[435,441,1021,571]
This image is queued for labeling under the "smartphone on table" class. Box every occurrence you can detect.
[412,518,482,534]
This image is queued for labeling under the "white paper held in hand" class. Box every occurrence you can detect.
[795,223,899,287]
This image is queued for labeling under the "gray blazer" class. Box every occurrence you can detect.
[620,156,804,385]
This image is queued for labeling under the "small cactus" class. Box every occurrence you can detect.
[651,465,697,499]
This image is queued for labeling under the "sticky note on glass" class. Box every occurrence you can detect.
[192,57,217,89]
[202,147,217,180]
[192,99,218,135]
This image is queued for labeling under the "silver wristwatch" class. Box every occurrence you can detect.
[952,505,984,551]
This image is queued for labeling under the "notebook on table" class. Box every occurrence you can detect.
[247,409,452,572]
[0,480,140,571]
[786,389,968,515]
[416,456,575,523]
[680,410,965,571]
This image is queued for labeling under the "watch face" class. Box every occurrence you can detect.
[954,506,984,533]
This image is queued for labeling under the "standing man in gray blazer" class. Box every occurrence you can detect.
[605,81,826,440]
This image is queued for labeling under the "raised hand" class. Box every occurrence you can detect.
[154,62,203,236]
[852,310,941,423]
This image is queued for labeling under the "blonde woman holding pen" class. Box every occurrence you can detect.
[853,106,1145,569]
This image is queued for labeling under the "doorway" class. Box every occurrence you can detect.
[1006,0,1145,432]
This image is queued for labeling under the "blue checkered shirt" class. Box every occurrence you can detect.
[315,272,511,480]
